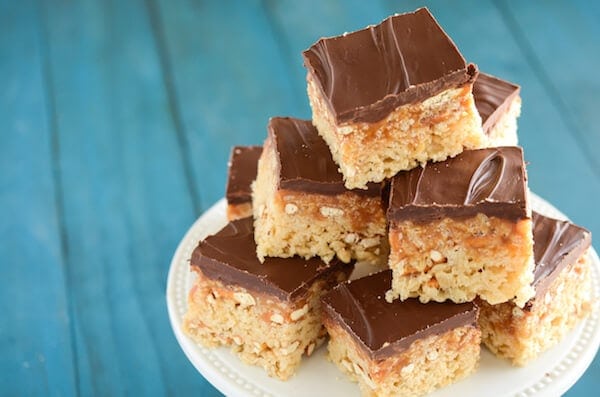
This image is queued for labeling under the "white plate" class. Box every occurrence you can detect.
[166,193,600,397]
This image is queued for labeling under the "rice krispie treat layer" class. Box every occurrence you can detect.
[479,212,593,365]
[307,76,484,190]
[327,322,480,397]
[387,215,535,306]
[322,270,480,397]
[386,147,534,307]
[479,253,592,366]
[182,217,353,380]
[253,117,387,264]
[184,270,347,380]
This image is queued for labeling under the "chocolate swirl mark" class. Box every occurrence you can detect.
[321,41,336,100]
[537,220,571,269]
[409,166,429,205]
[465,151,505,204]
[474,81,503,122]
[378,18,409,94]
[533,217,590,286]
[472,73,520,128]
[337,283,376,349]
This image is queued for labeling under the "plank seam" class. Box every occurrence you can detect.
[493,0,600,181]
[36,0,81,394]
[144,0,203,215]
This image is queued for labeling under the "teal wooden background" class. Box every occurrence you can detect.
[1,0,598,395]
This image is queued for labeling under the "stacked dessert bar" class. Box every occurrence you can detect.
[182,7,593,396]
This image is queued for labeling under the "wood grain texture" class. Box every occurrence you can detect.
[0,1,77,395]
[38,0,216,395]
[498,0,600,173]
[151,0,304,208]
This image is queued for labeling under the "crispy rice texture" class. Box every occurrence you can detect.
[252,136,388,265]
[183,269,349,380]
[325,319,480,397]
[307,73,486,189]
[478,252,593,366]
[386,215,535,307]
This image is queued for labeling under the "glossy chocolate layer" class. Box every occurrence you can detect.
[530,212,591,302]
[388,146,528,223]
[192,217,352,301]
[270,117,382,196]
[226,146,262,204]
[303,8,477,124]
[473,73,520,134]
[322,270,478,360]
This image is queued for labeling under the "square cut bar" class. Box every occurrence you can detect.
[226,145,262,220]
[182,217,353,380]
[253,117,388,265]
[478,212,593,366]
[322,270,480,397]
[303,7,485,189]
[473,73,521,147]
[386,146,535,307]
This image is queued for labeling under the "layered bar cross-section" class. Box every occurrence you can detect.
[322,270,480,397]
[303,7,485,189]
[478,212,592,365]
[386,146,535,307]
[253,117,388,264]
[182,217,353,380]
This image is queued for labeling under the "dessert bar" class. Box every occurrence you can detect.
[478,212,592,365]
[303,8,485,189]
[225,145,262,220]
[253,117,388,265]
[386,146,535,307]
[322,270,480,397]
[473,72,521,146]
[182,217,353,380]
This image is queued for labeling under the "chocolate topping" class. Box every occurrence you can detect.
[303,8,477,124]
[473,73,520,134]
[322,270,478,360]
[387,146,529,223]
[226,146,262,204]
[191,217,352,301]
[270,117,382,196]
[529,212,591,303]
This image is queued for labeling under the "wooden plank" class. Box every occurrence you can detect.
[0,0,77,395]
[39,0,217,394]
[497,0,600,175]
[152,0,306,208]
